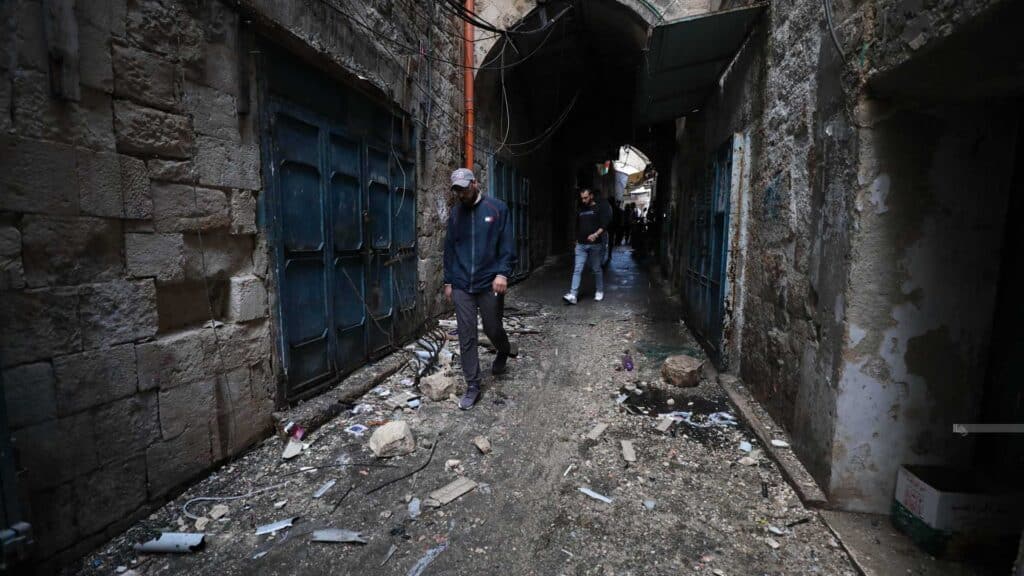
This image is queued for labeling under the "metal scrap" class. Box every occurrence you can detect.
[578,487,613,504]
[255,517,297,536]
[134,533,205,554]
[310,529,367,544]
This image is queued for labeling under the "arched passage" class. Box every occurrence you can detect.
[469,0,671,271]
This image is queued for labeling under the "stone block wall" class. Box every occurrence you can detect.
[0,0,462,565]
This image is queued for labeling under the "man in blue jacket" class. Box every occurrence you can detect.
[444,168,518,409]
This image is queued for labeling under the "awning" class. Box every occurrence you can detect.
[635,4,766,125]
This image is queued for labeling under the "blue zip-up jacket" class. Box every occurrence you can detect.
[443,195,516,294]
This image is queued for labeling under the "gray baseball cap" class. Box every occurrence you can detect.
[450,168,475,188]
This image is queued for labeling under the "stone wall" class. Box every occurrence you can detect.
[0,0,461,565]
[667,0,1018,512]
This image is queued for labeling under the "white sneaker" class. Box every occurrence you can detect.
[562,292,578,305]
[594,292,604,302]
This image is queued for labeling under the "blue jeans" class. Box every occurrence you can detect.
[570,243,604,295]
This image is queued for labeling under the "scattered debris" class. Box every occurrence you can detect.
[366,439,439,495]
[182,483,288,520]
[766,537,781,549]
[620,440,637,463]
[615,394,628,404]
[193,517,209,531]
[712,569,726,576]
[622,352,634,371]
[254,517,297,536]
[425,477,477,507]
[407,398,421,409]
[643,499,656,510]
[786,517,812,528]
[282,439,303,459]
[586,423,609,440]
[407,544,447,576]
[313,479,337,499]
[345,424,369,437]
[310,529,367,544]
[273,500,287,509]
[369,421,416,458]
[563,464,575,477]
[408,497,421,519]
[351,404,375,415]
[579,487,613,504]
[134,533,205,554]
[767,525,786,536]
[387,392,420,411]
[473,436,492,454]
[655,417,674,433]
[666,411,738,429]
[770,439,790,448]
[738,456,758,466]
[661,354,704,387]
[739,441,753,453]
[381,543,398,566]
[208,504,229,520]
[371,386,391,398]
[444,459,463,474]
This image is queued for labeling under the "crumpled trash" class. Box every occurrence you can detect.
[345,424,369,436]
[134,533,205,553]
[665,411,737,429]
[310,529,367,544]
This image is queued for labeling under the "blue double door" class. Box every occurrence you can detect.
[685,136,733,361]
[266,102,416,400]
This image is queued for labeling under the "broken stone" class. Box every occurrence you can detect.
[661,355,704,387]
[369,421,415,458]
[420,371,455,401]
[425,477,477,507]
[209,504,229,520]
[194,517,209,531]
[444,459,463,473]
[656,417,674,433]
[281,439,302,460]
[766,537,781,549]
[770,439,790,448]
[738,456,757,466]
[621,440,637,463]
[473,436,492,454]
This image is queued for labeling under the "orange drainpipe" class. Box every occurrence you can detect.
[463,0,475,169]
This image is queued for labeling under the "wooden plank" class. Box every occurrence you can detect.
[425,477,477,507]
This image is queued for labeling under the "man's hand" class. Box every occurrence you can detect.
[492,275,508,295]
[444,284,453,302]
[587,233,599,243]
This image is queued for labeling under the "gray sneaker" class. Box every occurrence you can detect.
[459,385,481,410]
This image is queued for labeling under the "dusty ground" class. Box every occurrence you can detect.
[71,249,859,576]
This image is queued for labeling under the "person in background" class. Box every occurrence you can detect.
[563,188,609,304]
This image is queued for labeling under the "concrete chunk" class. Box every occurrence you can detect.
[621,440,637,463]
[585,423,608,440]
[472,436,492,454]
[656,417,675,433]
[419,371,455,401]
[368,421,415,458]
[662,355,704,388]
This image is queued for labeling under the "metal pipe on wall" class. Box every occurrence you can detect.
[463,0,475,168]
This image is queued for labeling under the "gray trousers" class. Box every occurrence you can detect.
[452,288,511,388]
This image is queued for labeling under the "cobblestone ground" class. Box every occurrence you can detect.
[73,248,859,576]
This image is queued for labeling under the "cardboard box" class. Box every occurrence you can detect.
[892,465,1024,560]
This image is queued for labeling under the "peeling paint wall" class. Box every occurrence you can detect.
[833,103,1017,511]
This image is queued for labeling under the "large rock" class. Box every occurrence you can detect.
[369,421,415,458]
[419,371,455,401]
[661,355,704,388]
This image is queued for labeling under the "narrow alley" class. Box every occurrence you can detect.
[76,250,865,576]
[1,0,1023,574]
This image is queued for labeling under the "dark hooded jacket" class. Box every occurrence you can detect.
[443,195,516,293]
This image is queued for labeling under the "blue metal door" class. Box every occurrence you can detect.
[685,137,732,360]
[263,92,416,400]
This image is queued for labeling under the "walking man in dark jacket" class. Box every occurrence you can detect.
[563,188,610,304]
[443,168,518,409]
